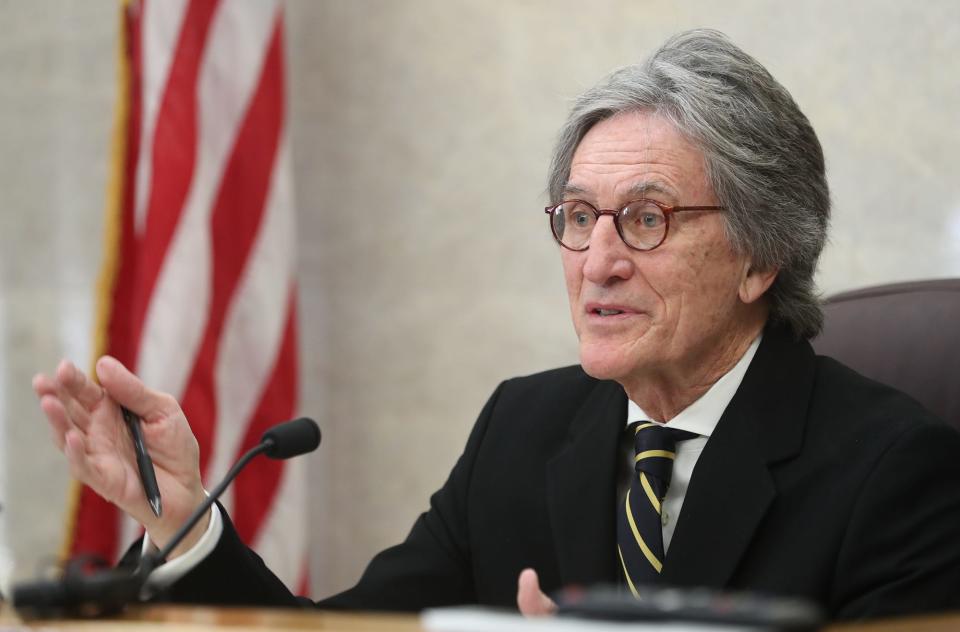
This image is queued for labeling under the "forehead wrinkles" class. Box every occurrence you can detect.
[567,114,711,201]
[571,132,680,163]
[568,145,688,199]
[570,131,698,177]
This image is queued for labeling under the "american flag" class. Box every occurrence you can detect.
[66,0,308,593]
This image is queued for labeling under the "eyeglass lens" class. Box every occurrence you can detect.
[550,201,667,250]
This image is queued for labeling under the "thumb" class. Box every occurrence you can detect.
[517,568,557,617]
[95,355,176,419]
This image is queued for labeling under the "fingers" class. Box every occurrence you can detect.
[517,568,557,617]
[63,429,104,493]
[35,369,93,442]
[39,394,70,450]
[34,363,96,432]
[32,372,57,398]
[56,360,105,409]
[96,356,178,420]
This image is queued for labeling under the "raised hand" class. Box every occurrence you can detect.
[33,356,208,559]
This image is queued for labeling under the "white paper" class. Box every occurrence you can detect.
[422,606,768,632]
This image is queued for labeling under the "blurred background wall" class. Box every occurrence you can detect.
[0,0,957,597]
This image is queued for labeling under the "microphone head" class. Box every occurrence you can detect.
[261,417,321,459]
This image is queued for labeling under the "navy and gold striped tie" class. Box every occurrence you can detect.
[617,421,698,596]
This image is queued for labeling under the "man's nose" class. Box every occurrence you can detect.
[582,216,634,284]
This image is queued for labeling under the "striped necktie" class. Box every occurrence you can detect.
[617,421,698,596]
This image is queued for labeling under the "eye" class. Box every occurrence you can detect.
[638,212,664,228]
[572,211,592,227]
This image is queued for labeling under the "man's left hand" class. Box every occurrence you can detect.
[516,568,557,616]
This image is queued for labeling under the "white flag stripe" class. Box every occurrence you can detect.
[134,208,211,398]
[136,0,277,400]
[133,0,188,237]
[211,133,295,502]
[252,454,308,589]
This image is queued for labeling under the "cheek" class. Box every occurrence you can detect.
[560,252,586,332]
[659,240,743,321]
[681,246,743,314]
[560,252,583,297]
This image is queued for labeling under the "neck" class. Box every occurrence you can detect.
[621,316,765,422]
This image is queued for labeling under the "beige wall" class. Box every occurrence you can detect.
[1,0,958,598]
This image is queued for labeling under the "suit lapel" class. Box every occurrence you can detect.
[545,379,625,587]
[659,405,776,587]
[661,327,816,588]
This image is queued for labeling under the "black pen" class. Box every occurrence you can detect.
[121,406,162,518]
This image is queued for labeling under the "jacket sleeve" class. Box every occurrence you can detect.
[160,381,507,611]
[831,420,960,619]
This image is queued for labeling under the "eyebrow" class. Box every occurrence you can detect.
[561,180,678,202]
[627,181,677,199]
[561,184,591,198]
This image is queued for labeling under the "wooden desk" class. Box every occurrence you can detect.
[3,604,959,631]
[3,605,420,631]
[825,612,960,632]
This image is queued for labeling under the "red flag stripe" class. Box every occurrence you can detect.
[232,290,298,542]
[209,143,297,494]
[132,0,189,236]
[128,0,220,373]
[131,0,279,407]
[179,11,286,480]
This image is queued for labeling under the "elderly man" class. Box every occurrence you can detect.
[34,30,960,620]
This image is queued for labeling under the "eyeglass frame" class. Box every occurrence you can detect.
[544,198,726,252]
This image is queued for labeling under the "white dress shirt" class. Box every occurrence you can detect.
[140,494,224,594]
[627,334,761,552]
[144,335,761,592]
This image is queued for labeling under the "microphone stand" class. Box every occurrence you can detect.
[143,441,272,572]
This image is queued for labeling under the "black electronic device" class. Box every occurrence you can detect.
[555,584,823,631]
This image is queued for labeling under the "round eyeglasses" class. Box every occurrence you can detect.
[544,199,726,252]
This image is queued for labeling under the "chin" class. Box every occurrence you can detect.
[578,344,636,382]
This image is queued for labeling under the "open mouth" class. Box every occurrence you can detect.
[593,308,624,316]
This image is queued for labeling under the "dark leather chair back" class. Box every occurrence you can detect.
[811,279,960,430]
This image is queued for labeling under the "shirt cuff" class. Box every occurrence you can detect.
[139,499,223,597]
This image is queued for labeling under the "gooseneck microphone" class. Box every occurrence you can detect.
[148,417,320,568]
[12,417,321,619]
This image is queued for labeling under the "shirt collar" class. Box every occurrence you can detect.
[626,334,762,437]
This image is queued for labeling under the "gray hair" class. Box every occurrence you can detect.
[548,29,829,340]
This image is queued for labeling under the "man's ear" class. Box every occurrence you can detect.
[738,260,778,305]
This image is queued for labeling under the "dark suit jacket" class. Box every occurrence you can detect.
[163,326,960,619]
